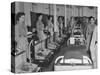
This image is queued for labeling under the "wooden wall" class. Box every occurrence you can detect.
[15,2,97,26]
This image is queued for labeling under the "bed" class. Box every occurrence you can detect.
[54,46,93,71]
[67,27,86,46]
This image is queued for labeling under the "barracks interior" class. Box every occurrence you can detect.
[11,2,98,73]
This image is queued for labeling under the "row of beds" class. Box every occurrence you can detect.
[28,30,67,72]
[12,25,93,73]
[54,26,93,71]
[28,25,93,72]
[11,26,67,73]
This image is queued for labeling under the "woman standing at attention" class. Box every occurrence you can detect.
[15,12,29,63]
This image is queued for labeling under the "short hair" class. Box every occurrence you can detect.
[58,16,63,22]
[16,12,25,22]
[70,16,74,20]
[89,16,95,21]
[37,13,42,18]
[48,15,52,20]
[48,15,54,23]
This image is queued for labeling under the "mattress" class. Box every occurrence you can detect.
[54,46,92,71]
[64,46,88,59]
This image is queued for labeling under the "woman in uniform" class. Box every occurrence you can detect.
[15,12,29,72]
[47,16,54,42]
[15,12,29,58]
[36,14,47,50]
[58,16,64,37]
[46,16,57,49]
[70,17,76,33]
[86,16,96,51]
